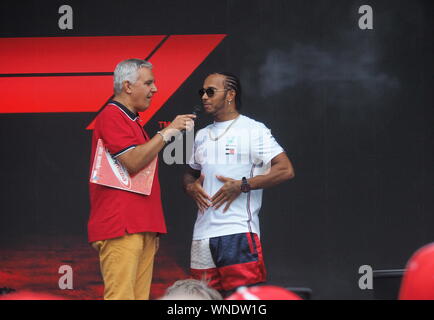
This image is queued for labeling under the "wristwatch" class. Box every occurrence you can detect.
[240,177,251,193]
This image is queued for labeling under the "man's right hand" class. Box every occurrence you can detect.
[160,114,196,140]
[185,175,211,213]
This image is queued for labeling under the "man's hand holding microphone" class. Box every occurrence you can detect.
[156,113,196,144]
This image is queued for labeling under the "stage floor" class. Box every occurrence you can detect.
[0,235,188,300]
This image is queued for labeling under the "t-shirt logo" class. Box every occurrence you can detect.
[225,136,237,155]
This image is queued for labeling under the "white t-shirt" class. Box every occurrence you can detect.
[189,114,284,240]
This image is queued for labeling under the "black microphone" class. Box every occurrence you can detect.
[192,105,202,117]
[182,105,202,134]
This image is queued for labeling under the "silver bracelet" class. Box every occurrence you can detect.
[157,131,169,143]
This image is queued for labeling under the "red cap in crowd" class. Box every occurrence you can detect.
[399,243,434,300]
[226,285,302,300]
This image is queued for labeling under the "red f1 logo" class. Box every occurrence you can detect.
[0,34,226,128]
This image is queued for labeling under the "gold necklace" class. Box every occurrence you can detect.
[208,115,241,141]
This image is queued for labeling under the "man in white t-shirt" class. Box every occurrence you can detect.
[183,72,295,295]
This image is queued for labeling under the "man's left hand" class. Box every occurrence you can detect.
[211,176,242,212]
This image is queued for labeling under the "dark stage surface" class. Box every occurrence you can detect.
[0,236,187,300]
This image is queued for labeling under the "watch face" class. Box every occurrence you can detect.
[241,181,250,193]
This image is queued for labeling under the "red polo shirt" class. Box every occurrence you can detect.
[88,100,167,243]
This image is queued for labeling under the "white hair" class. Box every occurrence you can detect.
[113,59,153,95]
[161,279,223,300]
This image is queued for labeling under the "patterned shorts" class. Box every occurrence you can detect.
[190,232,266,292]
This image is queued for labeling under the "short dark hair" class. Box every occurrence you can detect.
[212,72,242,110]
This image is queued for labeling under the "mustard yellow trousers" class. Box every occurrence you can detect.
[93,232,157,300]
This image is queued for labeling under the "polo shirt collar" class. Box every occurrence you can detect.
[109,100,139,121]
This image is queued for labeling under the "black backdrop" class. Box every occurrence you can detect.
[0,0,433,299]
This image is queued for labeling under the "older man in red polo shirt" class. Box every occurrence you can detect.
[88,58,195,300]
